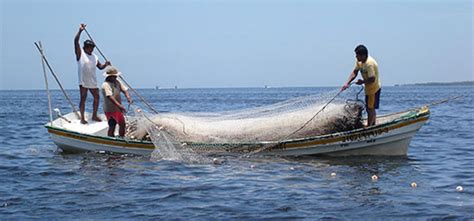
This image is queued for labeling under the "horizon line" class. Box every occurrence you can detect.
[1,80,473,91]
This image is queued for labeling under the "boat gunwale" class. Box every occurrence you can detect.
[282,106,430,144]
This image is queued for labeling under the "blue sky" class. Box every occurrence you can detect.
[0,0,472,90]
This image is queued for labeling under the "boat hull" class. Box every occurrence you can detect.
[267,120,425,157]
[46,107,430,157]
[48,127,154,155]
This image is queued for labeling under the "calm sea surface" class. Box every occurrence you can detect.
[0,86,473,219]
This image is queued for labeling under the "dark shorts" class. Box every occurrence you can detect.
[365,89,381,109]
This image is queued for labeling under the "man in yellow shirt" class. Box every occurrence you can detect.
[341,45,381,126]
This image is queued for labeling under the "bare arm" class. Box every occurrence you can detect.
[107,96,126,112]
[356,76,375,85]
[341,69,359,91]
[123,90,132,103]
[356,65,376,85]
[118,80,132,103]
[97,60,111,70]
[74,24,86,61]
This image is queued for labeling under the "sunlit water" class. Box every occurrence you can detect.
[0,86,472,219]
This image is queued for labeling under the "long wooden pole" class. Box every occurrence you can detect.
[83,29,107,62]
[83,27,160,114]
[38,41,54,125]
[34,42,80,118]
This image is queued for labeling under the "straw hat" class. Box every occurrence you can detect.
[103,66,121,77]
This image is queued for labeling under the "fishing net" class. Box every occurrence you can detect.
[126,88,365,158]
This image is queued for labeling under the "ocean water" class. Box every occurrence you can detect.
[0,86,473,219]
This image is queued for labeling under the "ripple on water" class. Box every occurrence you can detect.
[0,87,473,219]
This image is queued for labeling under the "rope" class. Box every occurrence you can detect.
[83,27,160,115]
[34,42,80,119]
[284,83,356,139]
[425,95,463,107]
[242,83,355,157]
[355,86,364,102]
[281,90,345,140]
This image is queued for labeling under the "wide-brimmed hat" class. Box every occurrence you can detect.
[103,66,121,77]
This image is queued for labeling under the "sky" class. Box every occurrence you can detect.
[0,0,472,90]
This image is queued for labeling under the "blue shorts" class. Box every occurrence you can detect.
[365,89,381,109]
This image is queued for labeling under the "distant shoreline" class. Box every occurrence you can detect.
[394,81,473,87]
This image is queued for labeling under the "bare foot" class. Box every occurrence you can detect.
[80,119,88,124]
[92,116,102,122]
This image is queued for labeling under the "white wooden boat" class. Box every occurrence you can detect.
[45,106,430,156]
[35,40,432,157]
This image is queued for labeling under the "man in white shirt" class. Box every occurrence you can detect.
[74,23,110,124]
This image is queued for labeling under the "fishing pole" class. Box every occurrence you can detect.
[425,96,463,107]
[83,27,160,115]
[38,41,54,125]
[34,42,80,118]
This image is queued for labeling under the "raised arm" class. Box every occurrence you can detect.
[74,24,86,61]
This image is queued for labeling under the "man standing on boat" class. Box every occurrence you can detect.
[341,44,381,126]
[74,23,110,124]
[102,67,132,137]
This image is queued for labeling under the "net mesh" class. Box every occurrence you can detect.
[126,88,364,158]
